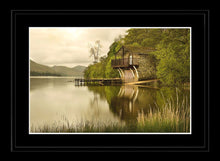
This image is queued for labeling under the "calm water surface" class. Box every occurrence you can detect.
[30,77,190,132]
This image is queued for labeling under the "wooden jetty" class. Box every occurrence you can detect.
[125,79,160,85]
[74,78,122,86]
[75,78,159,86]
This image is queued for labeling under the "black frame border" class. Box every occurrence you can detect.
[10,10,210,152]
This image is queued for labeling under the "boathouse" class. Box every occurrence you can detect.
[111,45,157,83]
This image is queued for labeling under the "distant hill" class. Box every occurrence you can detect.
[51,65,86,76]
[30,60,86,76]
[72,65,87,73]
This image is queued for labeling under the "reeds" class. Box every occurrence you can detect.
[137,88,190,132]
[30,119,127,133]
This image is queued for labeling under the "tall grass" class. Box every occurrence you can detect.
[31,120,127,133]
[30,88,190,133]
[137,88,190,132]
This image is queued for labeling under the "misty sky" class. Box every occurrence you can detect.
[29,27,130,67]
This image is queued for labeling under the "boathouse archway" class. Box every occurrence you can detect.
[111,45,156,83]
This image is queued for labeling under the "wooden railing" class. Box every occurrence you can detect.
[111,58,139,68]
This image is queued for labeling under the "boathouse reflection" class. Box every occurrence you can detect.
[87,85,159,124]
[109,85,158,124]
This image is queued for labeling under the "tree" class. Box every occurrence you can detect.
[89,40,103,63]
[84,39,121,79]
[153,29,190,86]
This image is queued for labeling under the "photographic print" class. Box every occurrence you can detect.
[29,27,191,134]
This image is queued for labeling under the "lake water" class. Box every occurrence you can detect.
[29,77,190,133]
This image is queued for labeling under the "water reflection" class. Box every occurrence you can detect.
[88,85,157,125]
[30,77,73,91]
[30,78,190,132]
[87,85,190,126]
[30,78,123,129]
[110,85,157,124]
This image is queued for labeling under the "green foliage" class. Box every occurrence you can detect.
[84,40,120,79]
[84,28,190,86]
[84,57,106,78]
[124,28,163,49]
[153,29,190,86]
[124,28,190,86]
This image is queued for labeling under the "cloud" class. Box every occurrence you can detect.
[29,27,130,67]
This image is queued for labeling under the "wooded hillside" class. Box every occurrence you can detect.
[84,28,190,86]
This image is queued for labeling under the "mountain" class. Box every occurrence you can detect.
[30,60,60,76]
[72,65,86,73]
[51,65,86,76]
[30,60,86,76]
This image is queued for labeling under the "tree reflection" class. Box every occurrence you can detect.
[87,85,158,125]
[89,93,101,117]
[110,85,158,125]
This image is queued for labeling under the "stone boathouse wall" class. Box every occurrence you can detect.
[137,54,157,80]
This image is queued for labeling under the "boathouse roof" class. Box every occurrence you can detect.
[115,45,156,56]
